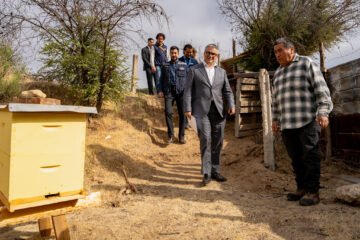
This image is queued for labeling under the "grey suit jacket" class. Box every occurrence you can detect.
[184,63,234,118]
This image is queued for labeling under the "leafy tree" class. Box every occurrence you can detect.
[0,43,24,101]
[218,0,360,71]
[0,0,168,112]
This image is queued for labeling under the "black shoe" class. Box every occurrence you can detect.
[167,137,173,144]
[299,193,320,206]
[179,137,186,144]
[287,190,306,201]
[202,174,211,186]
[211,172,227,182]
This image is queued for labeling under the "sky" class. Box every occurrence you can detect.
[22,0,360,89]
[132,0,360,89]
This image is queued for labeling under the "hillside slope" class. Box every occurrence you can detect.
[1,94,360,240]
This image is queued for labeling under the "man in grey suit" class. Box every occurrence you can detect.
[184,44,235,186]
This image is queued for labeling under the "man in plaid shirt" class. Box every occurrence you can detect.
[272,37,333,206]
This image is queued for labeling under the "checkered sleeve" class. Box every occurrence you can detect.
[307,60,333,116]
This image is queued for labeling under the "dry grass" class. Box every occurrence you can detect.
[1,94,360,240]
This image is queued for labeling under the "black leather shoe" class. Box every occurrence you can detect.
[299,193,320,206]
[179,137,186,144]
[211,172,227,182]
[287,189,306,201]
[202,174,211,186]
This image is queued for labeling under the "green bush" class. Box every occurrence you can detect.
[0,44,24,102]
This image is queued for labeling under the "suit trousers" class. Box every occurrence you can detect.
[281,120,321,193]
[195,102,225,175]
[164,88,185,139]
[145,68,156,95]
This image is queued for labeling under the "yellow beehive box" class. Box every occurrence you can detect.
[0,103,97,212]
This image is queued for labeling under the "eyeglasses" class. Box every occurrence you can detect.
[205,51,218,56]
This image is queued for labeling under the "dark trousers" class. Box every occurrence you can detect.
[195,102,225,175]
[145,68,156,95]
[281,120,321,193]
[164,88,185,139]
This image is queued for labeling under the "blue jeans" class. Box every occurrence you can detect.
[164,88,185,139]
[155,66,162,91]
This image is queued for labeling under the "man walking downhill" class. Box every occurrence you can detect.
[154,33,169,91]
[184,44,235,187]
[272,37,333,206]
[179,44,199,129]
[157,46,188,144]
[141,38,156,95]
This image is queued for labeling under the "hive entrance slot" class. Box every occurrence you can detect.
[45,193,60,198]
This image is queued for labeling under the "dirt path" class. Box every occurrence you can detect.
[1,94,360,240]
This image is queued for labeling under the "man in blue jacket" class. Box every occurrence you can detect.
[158,46,188,144]
[154,33,169,91]
[179,44,198,67]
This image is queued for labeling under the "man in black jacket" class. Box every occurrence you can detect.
[157,46,188,144]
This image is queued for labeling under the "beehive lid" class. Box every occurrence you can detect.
[0,103,97,114]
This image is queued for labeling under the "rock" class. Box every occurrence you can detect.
[20,89,47,98]
[335,183,360,205]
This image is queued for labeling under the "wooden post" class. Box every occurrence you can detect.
[131,54,139,94]
[232,39,236,57]
[259,69,275,170]
[234,78,242,137]
[38,217,52,237]
[52,214,71,240]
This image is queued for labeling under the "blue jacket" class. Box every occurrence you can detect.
[158,60,188,94]
[154,44,168,66]
[178,56,198,67]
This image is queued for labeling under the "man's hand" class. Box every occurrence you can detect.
[158,92,164,98]
[272,121,280,133]
[184,111,192,118]
[316,115,329,129]
[151,66,156,73]
[228,107,235,115]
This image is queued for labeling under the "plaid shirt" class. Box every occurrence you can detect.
[272,54,333,130]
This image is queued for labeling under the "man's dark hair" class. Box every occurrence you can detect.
[183,44,193,51]
[156,33,165,40]
[170,46,179,52]
[147,38,154,42]
[274,37,295,49]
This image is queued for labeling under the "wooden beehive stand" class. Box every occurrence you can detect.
[0,192,101,240]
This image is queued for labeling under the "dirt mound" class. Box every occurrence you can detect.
[1,94,360,240]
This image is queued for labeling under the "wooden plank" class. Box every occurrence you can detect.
[236,129,261,137]
[38,217,52,237]
[8,194,85,212]
[239,123,262,130]
[0,192,101,227]
[52,214,71,240]
[240,85,259,91]
[233,71,275,78]
[239,78,258,84]
[240,107,262,113]
[234,79,242,137]
[240,100,261,107]
[259,69,275,170]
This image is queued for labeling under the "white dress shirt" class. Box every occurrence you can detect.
[148,46,155,67]
[204,63,215,85]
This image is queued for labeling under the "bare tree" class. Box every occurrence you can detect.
[0,0,169,111]
[218,0,360,70]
